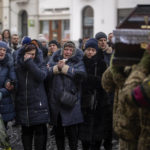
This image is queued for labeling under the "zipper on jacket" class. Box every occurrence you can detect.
[26,72,29,126]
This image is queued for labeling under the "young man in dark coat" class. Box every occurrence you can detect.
[47,41,86,150]
[15,42,50,150]
[79,38,112,150]
[95,32,113,67]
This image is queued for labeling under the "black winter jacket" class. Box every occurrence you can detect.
[15,48,50,126]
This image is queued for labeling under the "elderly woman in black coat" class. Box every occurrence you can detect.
[47,41,86,150]
[15,43,50,150]
[79,38,112,150]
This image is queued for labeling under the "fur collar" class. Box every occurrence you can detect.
[17,46,44,66]
[50,49,84,65]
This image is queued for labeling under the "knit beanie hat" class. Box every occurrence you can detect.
[95,32,107,40]
[62,41,76,56]
[0,41,7,50]
[63,41,76,49]
[48,40,59,47]
[22,36,32,45]
[85,38,98,51]
[38,36,47,43]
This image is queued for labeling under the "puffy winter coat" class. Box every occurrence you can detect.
[79,52,112,141]
[15,47,50,126]
[48,49,86,126]
[0,53,16,122]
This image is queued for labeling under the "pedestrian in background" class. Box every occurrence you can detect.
[48,40,59,57]
[107,33,114,49]
[2,29,11,48]
[15,42,50,150]
[95,32,113,67]
[11,34,21,52]
[95,32,114,148]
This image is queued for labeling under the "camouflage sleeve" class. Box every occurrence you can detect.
[120,65,146,106]
[102,67,116,93]
[123,51,150,107]
[132,75,150,107]
[109,53,126,89]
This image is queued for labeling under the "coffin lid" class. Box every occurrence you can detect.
[117,5,150,29]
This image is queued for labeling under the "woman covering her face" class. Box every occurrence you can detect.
[14,42,50,150]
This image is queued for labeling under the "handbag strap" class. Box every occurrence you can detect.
[91,62,98,111]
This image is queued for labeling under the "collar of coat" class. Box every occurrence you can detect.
[51,49,84,64]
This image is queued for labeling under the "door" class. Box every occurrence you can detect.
[49,20,62,42]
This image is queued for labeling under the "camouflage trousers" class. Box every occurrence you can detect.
[119,138,150,150]
[119,139,137,150]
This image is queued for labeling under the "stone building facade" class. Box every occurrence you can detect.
[1,0,150,41]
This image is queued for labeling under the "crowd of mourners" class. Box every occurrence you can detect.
[1,28,150,150]
[0,29,114,150]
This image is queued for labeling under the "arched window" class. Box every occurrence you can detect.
[82,6,94,38]
[19,10,28,38]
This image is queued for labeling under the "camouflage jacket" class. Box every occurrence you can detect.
[102,51,150,148]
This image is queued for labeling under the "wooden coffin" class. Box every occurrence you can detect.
[113,5,150,66]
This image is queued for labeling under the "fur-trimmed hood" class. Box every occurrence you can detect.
[48,48,84,66]
[0,53,13,67]
[16,46,44,67]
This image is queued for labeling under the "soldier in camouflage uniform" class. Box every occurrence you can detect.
[102,43,150,150]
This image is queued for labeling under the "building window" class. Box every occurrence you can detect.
[62,20,70,40]
[117,8,133,25]
[82,6,94,38]
[40,21,49,40]
[40,20,70,41]
[19,10,28,38]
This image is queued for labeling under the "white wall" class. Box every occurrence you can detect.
[94,0,117,37]
[2,0,10,29]
[10,0,39,39]
[71,0,98,41]
[71,0,117,41]
[27,0,39,39]
[39,0,71,14]
[5,0,150,40]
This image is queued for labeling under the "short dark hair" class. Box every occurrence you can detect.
[24,44,37,52]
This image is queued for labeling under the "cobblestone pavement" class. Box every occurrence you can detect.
[1,122,119,150]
